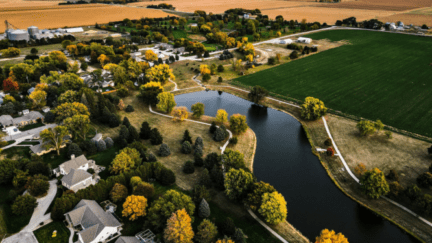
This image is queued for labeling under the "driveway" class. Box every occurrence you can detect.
[1,232,38,243]
[2,124,57,150]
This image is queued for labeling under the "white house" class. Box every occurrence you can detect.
[55,154,95,176]
[65,200,122,243]
[116,230,156,243]
[280,39,293,44]
[61,169,94,192]
[297,37,312,44]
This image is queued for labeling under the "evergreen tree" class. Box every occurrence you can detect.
[119,138,128,148]
[97,140,107,152]
[123,117,131,128]
[209,121,217,134]
[119,125,130,142]
[150,128,163,145]
[211,166,225,190]
[140,121,151,139]
[200,169,212,187]
[128,126,140,143]
[159,143,171,157]
[198,198,211,218]
[67,143,83,158]
[109,114,120,127]
[195,136,204,149]
[183,161,195,174]
[213,127,226,142]
[233,228,247,243]
[182,129,193,144]
[195,145,203,157]
[221,217,236,236]
[181,141,192,154]
[147,152,157,162]
[194,153,204,167]
[105,137,114,148]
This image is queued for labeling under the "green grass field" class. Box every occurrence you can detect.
[34,221,70,243]
[235,30,432,137]
[173,30,188,39]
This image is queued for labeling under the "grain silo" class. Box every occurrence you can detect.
[7,29,29,41]
[27,26,39,36]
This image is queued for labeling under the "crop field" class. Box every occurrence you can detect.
[235,30,432,137]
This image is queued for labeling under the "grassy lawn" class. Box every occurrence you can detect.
[20,122,45,131]
[42,149,68,169]
[88,144,121,179]
[202,42,221,52]
[34,221,70,243]
[19,43,62,56]
[235,29,432,137]
[18,141,40,145]
[1,146,31,160]
[173,30,187,39]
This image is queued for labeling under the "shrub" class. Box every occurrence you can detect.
[81,62,88,71]
[221,217,236,236]
[159,143,171,157]
[183,161,195,174]
[213,127,226,142]
[150,128,163,145]
[196,219,217,243]
[133,182,155,199]
[405,184,422,201]
[268,57,276,65]
[109,115,120,127]
[386,169,399,182]
[140,121,151,140]
[217,76,223,83]
[289,51,299,59]
[229,114,248,135]
[194,145,203,157]
[97,139,107,152]
[195,136,204,148]
[181,141,192,154]
[204,51,210,58]
[182,129,193,144]
[360,168,390,199]
[421,24,428,29]
[123,117,131,128]
[171,106,189,121]
[194,153,204,167]
[209,121,217,134]
[128,126,140,143]
[415,193,432,215]
[105,137,114,148]
[301,97,327,120]
[67,143,83,158]
[125,105,134,112]
[198,198,211,218]
[385,131,392,139]
[233,228,247,243]
[326,147,334,156]
[417,172,432,188]
[388,181,404,199]
[229,137,238,145]
[202,73,211,82]
[2,47,21,58]
[192,185,210,204]
[324,138,332,146]
[191,102,205,118]
[28,176,49,197]
[147,152,157,162]
[160,168,176,185]
[218,64,224,72]
[204,152,221,171]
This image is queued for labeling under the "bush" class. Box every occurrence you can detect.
[181,141,192,154]
[109,115,120,127]
[28,176,49,197]
[386,169,399,182]
[213,127,226,142]
[388,181,404,199]
[359,168,389,199]
[301,97,327,121]
[209,121,217,134]
[204,152,221,171]
[182,129,193,144]
[147,152,157,162]
[204,51,210,58]
[158,143,171,157]
[81,62,88,71]
[191,103,205,118]
[218,76,223,83]
[87,168,95,174]
[125,105,134,112]
[105,137,114,148]
[195,136,204,149]
[140,121,151,140]
[268,57,276,65]
[11,194,37,216]
[194,153,204,167]
[417,172,432,188]
[67,143,83,158]
[326,147,334,156]
[192,185,210,204]
[228,137,238,146]
[289,51,299,59]
[218,64,224,72]
[405,184,422,201]
[385,131,393,139]
[286,43,302,51]
[422,24,429,29]
[183,161,195,174]
[97,140,107,152]
[82,140,97,155]
[202,73,211,82]
[221,217,236,236]
[133,182,155,199]
[160,168,176,185]
[324,138,332,146]
[150,128,163,145]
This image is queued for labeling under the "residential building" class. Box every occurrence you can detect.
[115,230,156,243]
[0,111,44,128]
[65,200,122,243]
[61,168,94,192]
[55,154,96,176]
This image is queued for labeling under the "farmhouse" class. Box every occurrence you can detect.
[0,111,44,128]
[297,37,312,44]
[65,199,122,243]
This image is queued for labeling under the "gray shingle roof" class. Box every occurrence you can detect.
[66,200,121,243]
[12,111,44,124]
[59,155,89,174]
[0,115,13,126]
[61,169,92,187]
[115,236,140,243]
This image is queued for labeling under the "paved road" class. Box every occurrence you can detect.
[3,124,57,149]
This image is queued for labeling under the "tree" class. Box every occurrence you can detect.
[1,47,21,57]
[27,175,49,197]
[140,121,151,139]
[105,137,114,148]
[139,81,164,105]
[415,193,432,215]
[191,102,205,118]
[221,217,236,236]
[258,191,287,224]
[97,54,109,67]
[417,172,432,188]
[66,45,78,57]
[145,64,175,85]
[388,181,404,199]
[122,195,148,221]
[181,141,192,154]
[0,159,19,184]
[133,182,154,199]
[198,198,210,218]
[171,106,189,121]
[223,149,245,170]
[180,129,192,144]
[97,140,107,152]
[233,228,247,243]
[218,64,225,72]
[67,143,82,158]
[229,114,248,135]
[225,168,254,201]
[128,126,140,143]
[157,92,176,113]
[213,127,227,142]
[58,90,78,104]
[54,102,90,121]
[159,143,171,157]
[12,194,37,216]
[147,190,195,229]
[64,115,90,140]
[200,65,211,75]
[354,163,367,177]
[248,86,268,105]
[145,50,158,61]
[117,99,126,110]
[216,109,228,123]
[3,77,19,92]
[40,126,69,156]
[164,209,194,243]
[150,128,163,145]
[110,183,128,203]
[359,168,390,199]
[183,161,195,174]
[301,97,327,120]
[356,120,376,136]
[81,62,88,71]
[405,184,422,201]
[315,229,349,243]
[110,151,135,174]
[196,219,218,243]
[59,73,84,91]
[245,181,276,211]
[209,121,217,134]
[49,51,67,65]
[215,238,235,243]
[61,40,72,49]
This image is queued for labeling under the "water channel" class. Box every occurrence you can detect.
[174,90,419,243]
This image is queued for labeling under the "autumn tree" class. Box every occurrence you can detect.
[245,181,276,211]
[223,149,245,170]
[157,92,176,113]
[66,45,78,57]
[133,182,155,199]
[191,102,205,118]
[29,90,47,108]
[200,65,211,75]
[145,64,175,85]
[98,54,109,67]
[359,168,390,199]
[215,238,235,243]
[354,163,367,177]
[216,109,228,123]
[139,81,164,105]
[258,191,287,224]
[196,219,217,243]
[357,120,385,136]
[40,126,69,155]
[164,209,194,243]
[53,102,90,122]
[12,194,37,216]
[315,229,349,243]
[49,50,67,65]
[110,183,128,203]
[248,85,268,105]
[1,47,21,57]
[301,97,327,120]
[225,168,255,201]
[59,73,84,91]
[145,50,158,61]
[147,190,195,229]
[110,150,136,174]
[229,114,248,135]
[122,195,148,221]
[3,77,19,92]
[171,106,189,121]
[58,90,78,104]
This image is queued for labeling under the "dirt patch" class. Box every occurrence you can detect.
[188,35,207,42]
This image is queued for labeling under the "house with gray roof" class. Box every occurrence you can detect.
[61,168,94,192]
[0,111,44,128]
[115,229,156,243]
[65,199,122,243]
[56,154,95,176]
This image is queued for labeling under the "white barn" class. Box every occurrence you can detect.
[297,37,312,44]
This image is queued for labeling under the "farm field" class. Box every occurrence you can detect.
[379,13,432,26]
[0,4,171,33]
[235,29,432,137]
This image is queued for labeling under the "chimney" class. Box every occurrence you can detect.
[71,154,75,159]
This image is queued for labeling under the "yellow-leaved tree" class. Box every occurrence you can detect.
[66,45,78,56]
[110,148,141,174]
[163,209,194,243]
[229,114,248,135]
[98,54,109,67]
[48,51,67,65]
[215,109,228,123]
[156,92,176,113]
[300,97,327,121]
[145,64,175,85]
[139,81,164,105]
[315,229,349,243]
[53,102,90,122]
[171,106,189,122]
[215,239,235,243]
[122,195,148,221]
[29,90,47,108]
[246,54,253,62]
[200,65,211,75]
[103,63,118,72]
[64,114,90,140]
[145,50,158,61]
[258,191,287,225]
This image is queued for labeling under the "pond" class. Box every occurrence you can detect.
[175,90,419,242]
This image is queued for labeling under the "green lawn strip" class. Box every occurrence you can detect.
[235,29,432,137]
[42,149,68,169]
[88,144,121,179]
[173,30,188,39]
[20,123,45,131]
[0,140,15,148]
[18,141,40,145]
[34,221,70,243]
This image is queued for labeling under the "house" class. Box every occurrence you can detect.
[158,54,165,59]
[189,23,198,28]
[0,111,44,128]
[27,87,35,95]
[297,37,312,44]
[65,200,122,243]
[115,230,156,243]
[102,81,115,88]
[61,168,94,192]
[80,74,93,86]
[55,154,96,176]
[173,47,185,54]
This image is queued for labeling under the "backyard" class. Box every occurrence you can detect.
[33,221,70,243]
[235,29,432,137]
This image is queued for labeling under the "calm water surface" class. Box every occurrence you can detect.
[175,91,419,243]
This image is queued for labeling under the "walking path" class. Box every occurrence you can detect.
[247,209,288,243]
[67,226,74,243]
